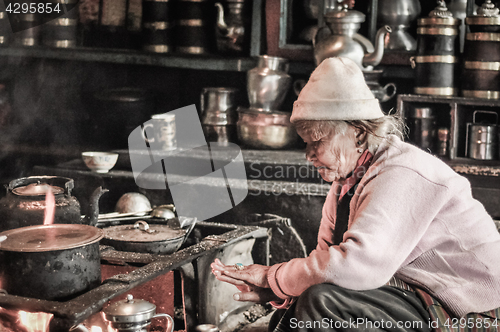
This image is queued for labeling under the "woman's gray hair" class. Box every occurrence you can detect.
[294,114,406,154]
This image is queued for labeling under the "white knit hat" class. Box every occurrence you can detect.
[290,57,384,123]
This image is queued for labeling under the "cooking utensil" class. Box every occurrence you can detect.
[0,176,107,232]
[237,107,297,149]
[0,224,103,300]
[115,192,152,214]
[103,294,174,332]
[247,55,292,111]
[466,110,498,160]
[102,220,190,254]
[98,204,176,223]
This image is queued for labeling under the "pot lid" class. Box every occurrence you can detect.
[0,224,103,252]
[324,6,365,24]
[419,1,460,26]
[466,0,500,25]
[103,294,156,322]
[12,183,65,196]
[103,221,185,243]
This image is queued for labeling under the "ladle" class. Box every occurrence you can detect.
[96,205,176,225]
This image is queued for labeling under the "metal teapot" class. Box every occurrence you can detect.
[0,176,107,232]
[102,294,174,332]
[313,4,392,70]
[215,0,250,55]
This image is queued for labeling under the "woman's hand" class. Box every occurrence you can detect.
[210,259,281,303]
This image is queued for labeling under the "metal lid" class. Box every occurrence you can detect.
[0,224,103,252]
[466,0,500,26]
[477,0,499,17]
[103,294,156,323]
[12,183,65,196]
[419,1,460,26]
[410,107,434,118]
[103,222,185,243]
[324,6,365,24]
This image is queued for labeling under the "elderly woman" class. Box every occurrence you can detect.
[211,57,500,331]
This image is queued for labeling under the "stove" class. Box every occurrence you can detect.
[0,221,269,332]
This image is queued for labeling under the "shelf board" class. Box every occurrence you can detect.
[0,45,259,72]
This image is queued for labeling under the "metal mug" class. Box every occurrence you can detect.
[466,110,498,160]
[141,113,177,151]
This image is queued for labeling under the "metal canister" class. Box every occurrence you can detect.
[413,1,460,96]
[467,111,498,160]
[42,18,78,48]
[437,127,449,157]
[200,87,239,144]
[42,0,79,47]
[0,4,11,45]
[462,0,500,99]
[12,14,41,46]
[407,107,436,152]
[175,0,214,54]
[142,0,174,53]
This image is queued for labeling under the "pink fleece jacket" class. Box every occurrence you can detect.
[267,135,500,317]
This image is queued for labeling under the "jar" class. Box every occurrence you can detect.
[462,0,500,99]
[413,1,460,96]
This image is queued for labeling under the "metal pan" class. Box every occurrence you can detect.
[102,220,194,255]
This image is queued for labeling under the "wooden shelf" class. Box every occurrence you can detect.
[0,45,259,72]
[398,94,500,170]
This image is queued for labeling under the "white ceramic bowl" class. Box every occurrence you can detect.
[82,152,119,173]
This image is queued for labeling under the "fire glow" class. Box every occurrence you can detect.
[43,188,55,226]
[0,307,53,332]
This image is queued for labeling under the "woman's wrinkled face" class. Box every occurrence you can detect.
[298,125,362,182]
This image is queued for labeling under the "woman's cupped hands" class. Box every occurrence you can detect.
[210,258,280,303]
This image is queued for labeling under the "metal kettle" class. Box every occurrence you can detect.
[102,294,174,332]
[215,0,250,55]
[0,176,107,232]
[313,4,391,69]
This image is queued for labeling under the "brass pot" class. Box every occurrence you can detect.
[236,107,297,149]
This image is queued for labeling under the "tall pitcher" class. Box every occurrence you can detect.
[247,55,292,111]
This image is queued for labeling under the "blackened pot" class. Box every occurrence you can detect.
[0,224,103,301]
[102,220,188,254]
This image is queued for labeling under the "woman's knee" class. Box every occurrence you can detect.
[295,283,345,311]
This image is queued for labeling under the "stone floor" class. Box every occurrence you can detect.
[238,311,273,332]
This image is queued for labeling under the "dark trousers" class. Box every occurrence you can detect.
[269,284,431,332]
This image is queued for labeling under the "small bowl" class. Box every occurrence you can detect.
[82,152,119,173]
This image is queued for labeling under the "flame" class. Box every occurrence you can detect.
[0,307,53,332]
[18,310,53,332]
[43,189,55,226]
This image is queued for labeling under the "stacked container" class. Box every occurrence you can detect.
[462,0,500,99]
[412,1,460,96]
[175,0,214,54]
[42,0,79,48]
[142,0,173,53]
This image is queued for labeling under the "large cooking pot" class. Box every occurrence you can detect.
[0,176,108,232]
[0,224,103,300]
[102,220,194,254]
[87,87,157,150]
